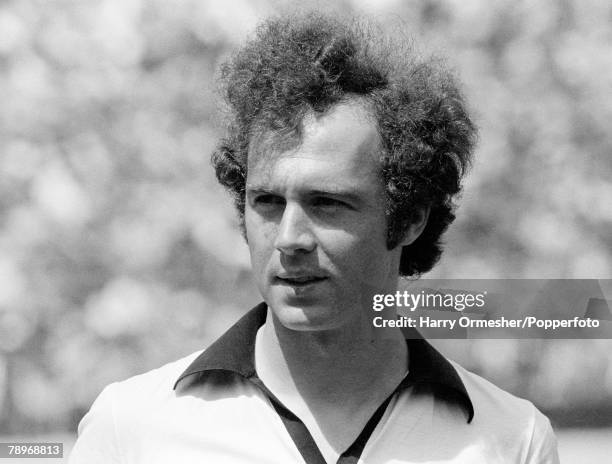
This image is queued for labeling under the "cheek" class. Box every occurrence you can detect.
[245,213,276,263]
[333,213,388,253]
[324,226,394,282]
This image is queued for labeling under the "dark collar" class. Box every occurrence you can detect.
[174,302,474,423]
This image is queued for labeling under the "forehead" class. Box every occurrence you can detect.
[247,102,383,192]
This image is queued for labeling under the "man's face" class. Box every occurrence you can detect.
[245,101,402,332]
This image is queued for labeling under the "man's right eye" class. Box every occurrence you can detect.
[254,194,285,207]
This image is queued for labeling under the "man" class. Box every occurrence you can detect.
[70,13,559,463]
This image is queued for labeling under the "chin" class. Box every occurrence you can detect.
[268,301,344,332]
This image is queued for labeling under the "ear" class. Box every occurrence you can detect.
[400,207,430,246]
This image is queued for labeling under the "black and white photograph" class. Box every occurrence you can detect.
[0,1,611,463]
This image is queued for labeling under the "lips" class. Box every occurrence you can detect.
[275,273,328,286]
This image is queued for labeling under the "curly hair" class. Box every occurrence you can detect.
[212,13,477,277]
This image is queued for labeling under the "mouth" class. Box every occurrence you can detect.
[275,275,328,287]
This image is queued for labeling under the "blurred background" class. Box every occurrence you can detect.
[0,0,610,461]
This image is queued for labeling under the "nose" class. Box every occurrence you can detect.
[274,203,316,255]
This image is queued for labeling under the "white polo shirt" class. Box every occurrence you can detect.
[70,303,559,463]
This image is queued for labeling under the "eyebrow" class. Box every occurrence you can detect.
[309,189,364,203]
[246,186,365,204]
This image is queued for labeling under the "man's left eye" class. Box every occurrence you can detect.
[312,198,348,209]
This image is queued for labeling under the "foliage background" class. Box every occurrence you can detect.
[0,0,611,435]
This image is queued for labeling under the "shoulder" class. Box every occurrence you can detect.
[69,351,203,464]
[451,361,559,463]
[451,360,538,422]
[109,350,202,401]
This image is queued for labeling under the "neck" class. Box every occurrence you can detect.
[255,307,408,408]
